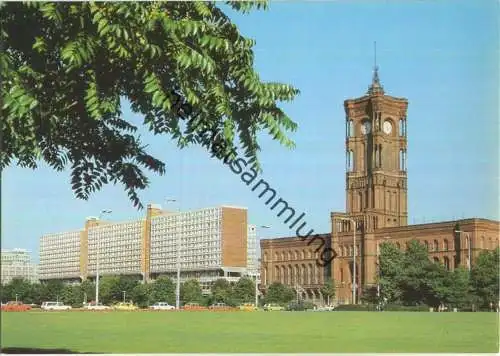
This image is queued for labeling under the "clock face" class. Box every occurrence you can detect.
[383,120,392,134]
[361,121,371,135]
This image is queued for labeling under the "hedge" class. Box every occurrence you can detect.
[335,304,429,312]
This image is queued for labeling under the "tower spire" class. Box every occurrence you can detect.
[367,41,384,95]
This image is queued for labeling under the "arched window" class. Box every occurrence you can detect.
[275,266,280,281]
[349,246,353,256]
[264,253,268,261]
[281,266,286,284]
[378,145,382,168]
[340,267,344,282]
[424,241,429,250]
[288,251,292,260]
[433,257,439,263]
[443,239,449,251]
[302,264,308,285]
[295,250,300,260]
[294,265,300,285]
[274,252,279,261]
[290,265,295,285]
[281,252,285,261]
[399,118,406,136]
[396,242,401,249]
[444,257,450,271]
[301,251,305,260]
[399,149,406,171]
[297,265,302,284]
[346,150,354,171]
[433,240,439,251]
[480,236,484,249]
[346,119,354,138]
[309,264,314,285]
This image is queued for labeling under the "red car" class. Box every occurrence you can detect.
[1,301,32,312]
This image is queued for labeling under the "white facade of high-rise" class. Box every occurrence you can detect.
[247,225,258,275]
[87,219,144,277]
[150,207,223,273]
[1,249,38,285]
[39,231,81,280]
[149,206,250,293]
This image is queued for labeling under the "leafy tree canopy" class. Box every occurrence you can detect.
[180,278,203,304]
[1,1,299,209]
[264,282,295,305]
[470,248,499,308]
[320,279,335,304]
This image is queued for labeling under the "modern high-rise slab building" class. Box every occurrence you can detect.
[1,249,38,285]
[39,204,256,292]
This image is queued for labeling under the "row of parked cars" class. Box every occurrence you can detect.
[262,303,337,312]
[2,300,336,312]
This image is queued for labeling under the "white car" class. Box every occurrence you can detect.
[314,305,336,312]
[84,303,111,311]
[150,302,175,311]
[41,302,72,311]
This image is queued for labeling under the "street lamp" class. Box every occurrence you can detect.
[454,229,471,271]
[339,217,357,304]
[255,225,270,308]
[166,199,181,310]
[96,209,112,306]
[122,291,126,303]
[15,294,18,303]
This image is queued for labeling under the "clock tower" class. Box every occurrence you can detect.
[344,65,408,232]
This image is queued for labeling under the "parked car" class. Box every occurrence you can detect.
[113,302,138,311]
[183,302,208,311]
[150,302,175,311]
[84,302,112,311]
[41,302,72,311]
[239,303,258,311]
[209,302,234,311]
[1,301,32,312]
[263,303,285,311]
[314,305,336,312]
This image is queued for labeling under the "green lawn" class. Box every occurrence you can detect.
[1,311,498,353]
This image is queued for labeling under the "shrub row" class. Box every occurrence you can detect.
[335,304,429,312]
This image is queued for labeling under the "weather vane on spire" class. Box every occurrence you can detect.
[368,41,384,95]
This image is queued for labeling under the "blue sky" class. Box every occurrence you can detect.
[2,0,498,261]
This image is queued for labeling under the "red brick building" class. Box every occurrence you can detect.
[260,67,499,305]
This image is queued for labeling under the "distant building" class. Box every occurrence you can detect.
[39,230,81,281]
[1,249,38,285]
[246,225,258,276]
[39,204,255,293]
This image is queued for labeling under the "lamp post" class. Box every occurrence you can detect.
[122,291,126,303]
[166,199,181,310]
[255,225,270,308]
[339,217,357,304]
[454,229,471,272]
[15,294,18,303]
[96,209,112,306]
